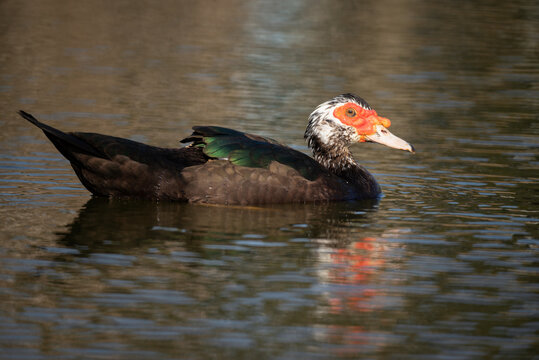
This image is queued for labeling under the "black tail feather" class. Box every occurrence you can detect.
[18,110,101,159]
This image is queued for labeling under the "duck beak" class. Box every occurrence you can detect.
[364,125,415,153]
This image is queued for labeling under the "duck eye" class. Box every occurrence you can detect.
[346,108,356,117]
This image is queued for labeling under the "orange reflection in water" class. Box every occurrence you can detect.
[325,237,384,314]
[315,236,393,356]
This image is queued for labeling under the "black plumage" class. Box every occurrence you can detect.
[19,94,413,204]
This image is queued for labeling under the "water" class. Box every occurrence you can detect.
[1,0,538,359]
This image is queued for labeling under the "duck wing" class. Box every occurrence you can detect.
[178,126,355,204]
[181,126,326,181]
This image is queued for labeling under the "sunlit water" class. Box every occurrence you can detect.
[1,0,538,359]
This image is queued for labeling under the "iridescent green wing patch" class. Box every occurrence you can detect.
[181,126,324,181]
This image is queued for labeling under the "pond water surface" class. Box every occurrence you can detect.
[1,0,538,359]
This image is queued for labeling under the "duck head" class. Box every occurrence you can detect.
[305,93,415,154]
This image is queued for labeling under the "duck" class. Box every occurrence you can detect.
[19,93,414,205]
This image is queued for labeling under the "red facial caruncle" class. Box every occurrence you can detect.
[333,102,391,141]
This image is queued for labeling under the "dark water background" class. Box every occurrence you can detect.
[1,0,538,359]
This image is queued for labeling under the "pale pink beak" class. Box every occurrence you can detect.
[365,125,415,153]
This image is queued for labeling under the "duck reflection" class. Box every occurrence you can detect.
[52,197,406,354]
[57,197,381,253]
[18,197,416,357]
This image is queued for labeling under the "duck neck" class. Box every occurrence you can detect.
[307,134,380,197]
[310,139,359,181]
